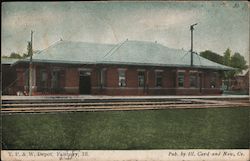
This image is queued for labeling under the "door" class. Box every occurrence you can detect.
[51,70,60,93]
[79,72,91,94]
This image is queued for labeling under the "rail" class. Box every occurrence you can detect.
[1,96,249,114]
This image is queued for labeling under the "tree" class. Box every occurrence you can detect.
[2,41,39,59]
[2,51,31,59]
[200,50,223,64]
[223,48,231,66]
[1,52,28,59]
[222,49,248,90]
[200,48,248,90]
[9,52,22,59]
[230,52,248,75]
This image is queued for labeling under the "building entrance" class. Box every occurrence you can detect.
[79,71,91,94]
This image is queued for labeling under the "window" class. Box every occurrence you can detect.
[80,71,91,76]
[40,70,48,87]
[24,70,29,87]
[178,72,184,87]
[210,72,217,88]
[155,72,163,87]
[51,70,60,89]
[138,71,145,87]
[41,70,47,82]
[118,70,126,87]
[37,69,48,92]
[100,69,106,87]
[189,73,198,88]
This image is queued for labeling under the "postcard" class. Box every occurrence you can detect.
[1,1,249,161]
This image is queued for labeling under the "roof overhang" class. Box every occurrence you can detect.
[13,59,235,71]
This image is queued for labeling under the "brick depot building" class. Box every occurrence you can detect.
[8,40,233,95]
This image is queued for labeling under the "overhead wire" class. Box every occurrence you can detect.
[102,39,128,59]
[2,39,63,94]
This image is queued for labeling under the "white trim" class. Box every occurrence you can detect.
[177,70,185,72]
[78,68,92,72]
[189,70,198,73]
[154,69,163,72]
[118,68,127,71]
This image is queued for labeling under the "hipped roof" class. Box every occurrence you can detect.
[17,40,234,70]
[2,58,20,65]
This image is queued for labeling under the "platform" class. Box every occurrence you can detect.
[1,95,249,114]
[2,94,249,100]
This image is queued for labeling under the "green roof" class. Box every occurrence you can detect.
[1,58,20,65]
[18,40,233,70]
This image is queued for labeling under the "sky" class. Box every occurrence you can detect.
[1,1,249,64]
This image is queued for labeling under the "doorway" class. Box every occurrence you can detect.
[51,70,61,93]
[79,71,91,94]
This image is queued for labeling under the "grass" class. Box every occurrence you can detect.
[2,107,249,149]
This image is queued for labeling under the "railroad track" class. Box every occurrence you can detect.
[1,97,249,114]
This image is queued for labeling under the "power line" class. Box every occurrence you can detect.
[2,68,29,95]
[190,23,198,67]
[29,30,34,96]
[102,39,128,59]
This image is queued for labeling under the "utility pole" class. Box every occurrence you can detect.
[29,31,34,96]
[190,23,198,67]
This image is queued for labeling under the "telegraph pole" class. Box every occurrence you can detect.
[29,31,34,96]
[190,23,198,67]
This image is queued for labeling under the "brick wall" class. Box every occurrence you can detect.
[2,64,18,95]
[106,67,119,88]
[64,67,79,94]
[12,63,223,95]
[101,67,222,95]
